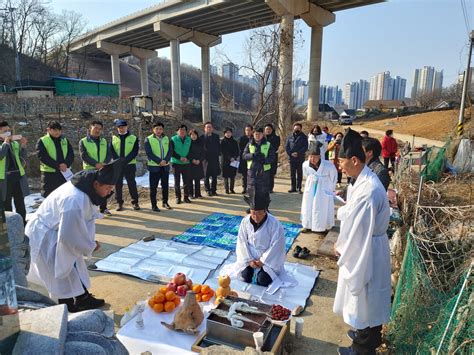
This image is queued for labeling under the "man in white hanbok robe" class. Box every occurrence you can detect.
[301,147,337,233]
[333,128,391,355]
[26,159,123,312]
[223,193,297,290]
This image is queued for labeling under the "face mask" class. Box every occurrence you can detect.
[294,130,301,134]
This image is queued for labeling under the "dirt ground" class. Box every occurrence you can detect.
[357,109,472,141]
[75,174,351,354]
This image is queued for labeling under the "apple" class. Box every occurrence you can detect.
[173,272,186,286]
[166,282,177,292]
[185,278,193,289]
[177,284,188,297]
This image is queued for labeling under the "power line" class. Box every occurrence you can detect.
[460,0,471,37]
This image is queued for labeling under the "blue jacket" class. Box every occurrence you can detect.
[285,131,308,162]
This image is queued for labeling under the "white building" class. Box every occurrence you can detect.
[370,71,406,101]
[411,66,444,97]
[222,62,239,81]
[344,80,370,109]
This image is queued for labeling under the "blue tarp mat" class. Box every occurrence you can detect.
[172,213,301,252]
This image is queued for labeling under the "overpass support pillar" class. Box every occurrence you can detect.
[277,14,294,132]
[266,0,335,122]
[307,26,323,121]
[190,32,221,123]
[170,39,181,115]
[130,47,157,97]
[111,54,121,94]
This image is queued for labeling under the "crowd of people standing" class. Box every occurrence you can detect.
[1,118,398,224]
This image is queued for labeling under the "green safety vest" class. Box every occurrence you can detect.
[112,134,137,165]
[81,136,108,170]
[40,135,69,173]
[247,142,271,171]
[147,134,169,166]
[170,135,191,165]
[0,141,25,180]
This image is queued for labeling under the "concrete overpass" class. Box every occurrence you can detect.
[70,0,384,124]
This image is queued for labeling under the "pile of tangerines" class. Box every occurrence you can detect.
[148,289,181,313]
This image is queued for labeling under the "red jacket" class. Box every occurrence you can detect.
[381,135,398,158]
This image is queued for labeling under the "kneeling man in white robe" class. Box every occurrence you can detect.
[226,193,297,290]
[26,159,124,312]
[301,145,337,233]
[333,128,391,355]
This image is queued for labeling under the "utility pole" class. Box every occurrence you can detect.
[458,30,474,136]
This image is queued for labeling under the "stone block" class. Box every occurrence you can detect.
[6,212,30,287]
[12,304,68,355]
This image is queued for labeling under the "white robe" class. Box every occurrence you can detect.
[25,181,101,299]
[333,165,391,329]
[301,160,337,232]
[223,214,297,290]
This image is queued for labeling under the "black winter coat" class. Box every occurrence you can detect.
[285,131,308,163]
[201,133,221,176]
[189,137,205,180]
[220,136,239,178]
[242,138,276,194]
[238,135,251,174]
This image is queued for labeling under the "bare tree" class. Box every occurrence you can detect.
[414,89,443,109]
[58,10,87,74]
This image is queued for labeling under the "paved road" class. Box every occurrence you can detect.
[351,124,446,148]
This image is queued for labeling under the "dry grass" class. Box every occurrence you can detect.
[360,109,472,141]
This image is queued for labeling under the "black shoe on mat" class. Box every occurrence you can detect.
[293,245,302,258]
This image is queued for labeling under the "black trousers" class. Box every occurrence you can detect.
[241,167,248,192]
[4,175,26,224]
[115,165,139,204]
[241,266,272,286]
[383,157,396,170]
[290,161,303,190]
[149,169,169,207]
[42,171,67,197]
[337,171,342,184]
[205,175,218,194]
[174,164,190,200]
[191,178,202,197]
[351,325,383,354]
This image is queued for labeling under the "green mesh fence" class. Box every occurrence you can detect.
[420,140,451,182]
[387,232,473,354]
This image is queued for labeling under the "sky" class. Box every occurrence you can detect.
[48,0,473,93]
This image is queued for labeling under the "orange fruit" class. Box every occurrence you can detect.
[153,303,164,313]
[154,293,165,303]
[173,297,181,307]
[159,286,168,294]
[208,289,214,297]
[165,291,176,301]
[195,294,202,302]
[201,293,212,302]
[148,298,155,307]
[201,285,211,294]
[164,301,176,312]
[192,284,201,294]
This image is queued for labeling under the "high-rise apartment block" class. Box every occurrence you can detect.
[369,71,406,101]
[411,66,443,98]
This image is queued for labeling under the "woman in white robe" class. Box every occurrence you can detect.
[301,147,337,232]
[26,160,123,312]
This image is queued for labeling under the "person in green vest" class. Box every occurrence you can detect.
[170,124,192,204]
[110,119,140,211]
[36,120,74,197]
[145,121,172,212]
[0,121,30,224]
[242,127,276,208]
[79,120,112,215]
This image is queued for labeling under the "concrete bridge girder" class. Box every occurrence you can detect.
[154,21,221,122]
[96,41,157,97]
[265,0,336,122]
